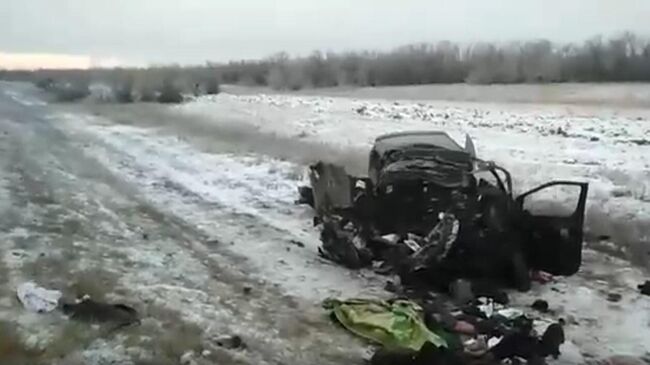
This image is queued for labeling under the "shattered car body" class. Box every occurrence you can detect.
[301,131,588,291]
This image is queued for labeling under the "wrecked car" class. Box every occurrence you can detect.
[299,131,588,292]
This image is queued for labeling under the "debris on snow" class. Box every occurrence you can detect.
[62,298,140,332]
[212,335,246,350]
[531,299,549,313]
[16,282,62,313]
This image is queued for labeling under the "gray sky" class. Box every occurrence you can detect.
[2,0,650,65]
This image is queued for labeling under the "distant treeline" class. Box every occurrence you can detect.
[2,32,650,97]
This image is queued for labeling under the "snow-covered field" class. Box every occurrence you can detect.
[178,93,650,265]
[225,83,650,108]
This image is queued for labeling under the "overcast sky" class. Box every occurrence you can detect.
[2,0,650,66]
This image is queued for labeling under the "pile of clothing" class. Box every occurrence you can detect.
[324,297,564,365]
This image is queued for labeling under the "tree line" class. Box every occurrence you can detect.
[220,32,650,89]
[2,32,650,96]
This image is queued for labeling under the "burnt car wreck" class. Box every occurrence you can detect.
[298,131,589,294]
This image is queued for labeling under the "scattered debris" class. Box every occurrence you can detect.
[369,346,418,365]
[555,127,569,137]
[289,239,305,248]
[540,320,565,359]
[16,282,62,313]
[180,351,197,365]
[629,139,650,146]
[384,279,400,293]
[607,293,623,302]
[453,320,476,336]
[323,298,448,350]
[369,342,468,365]
[497,308,524,320]
[356,106,368,115]
[61,298,140,332]
[464,337,488,356]
[213,335,245,350]
[359,297,565,365]
[531,299,549,313]
[490,317,564,362]
[531,271,554,284]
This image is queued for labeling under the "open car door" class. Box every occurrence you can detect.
[515,181,589,276]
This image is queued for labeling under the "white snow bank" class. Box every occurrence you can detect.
[179,93,650,262]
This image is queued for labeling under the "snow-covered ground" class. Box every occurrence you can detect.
[4,81,650,363]
[57,94,650,363]
[59,117,387,302]
[178,93,650,265]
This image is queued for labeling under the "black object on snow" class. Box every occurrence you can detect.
[638,281,650,296]
[540,321,565,359]
[370,347,417,365]
[370,341,465,365]
[531,299,549,313]
[214,335,245,349]
[289,239,305,248]
[490,318,564,362]
[62,298,140,332]
[297,186,315,207]
[607,293,623,302]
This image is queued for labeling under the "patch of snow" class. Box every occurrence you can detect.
[59,116,387,302]
[57,111,650,363]
[510,250,650,360]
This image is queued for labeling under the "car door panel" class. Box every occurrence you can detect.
[516,181,589,276]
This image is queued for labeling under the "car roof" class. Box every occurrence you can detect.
[373,131,464,154]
